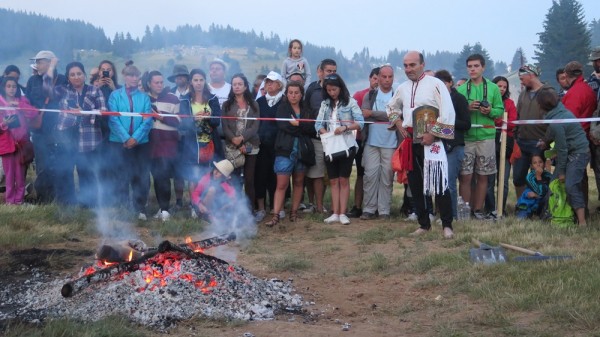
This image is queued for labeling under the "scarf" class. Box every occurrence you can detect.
[265,91,283,107]
[423,140,449,195]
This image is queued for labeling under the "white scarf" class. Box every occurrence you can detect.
[423,140,449,195]
[265,91,283,107]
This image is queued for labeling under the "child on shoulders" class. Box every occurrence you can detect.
[281,39,311,85]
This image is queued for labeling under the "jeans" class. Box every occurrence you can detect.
[513,138,544,187]
[565,152,590,210]
[447,145,465,218]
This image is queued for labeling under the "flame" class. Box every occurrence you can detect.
[185,236,205,253]
[127,250,133,262]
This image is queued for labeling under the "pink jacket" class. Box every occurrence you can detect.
[0,96,38,141]
[191,172,236,206]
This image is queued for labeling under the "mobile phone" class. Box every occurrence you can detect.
[102,71,110,78]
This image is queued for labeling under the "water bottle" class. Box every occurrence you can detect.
[464,202,471,220]
[457,196,465,220]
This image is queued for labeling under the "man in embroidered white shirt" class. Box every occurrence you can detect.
[387,51,456,239]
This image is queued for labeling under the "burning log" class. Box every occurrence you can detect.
[61,233,236,298]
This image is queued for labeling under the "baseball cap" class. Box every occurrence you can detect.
[589,46,600,62]
[564,61,583,77]
[30,50,56,61]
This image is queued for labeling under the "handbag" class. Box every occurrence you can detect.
[15,139,34,165]
[320,131,353,162]
[225,143,245,168]
[298,136,315,166]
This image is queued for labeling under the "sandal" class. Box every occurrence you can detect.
[265,213,280,227]
[289,211,298,222]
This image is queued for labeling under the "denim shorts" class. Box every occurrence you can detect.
[274,154,305,175]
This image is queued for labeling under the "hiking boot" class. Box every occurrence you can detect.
[379,214,391,221]
[360,212,377,220]
[347,206,362,218]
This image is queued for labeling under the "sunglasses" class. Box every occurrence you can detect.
[324,74,339,81]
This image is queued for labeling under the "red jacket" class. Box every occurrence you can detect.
[191,172,235,206]
[562,76,597,135]
[494,97,517,138]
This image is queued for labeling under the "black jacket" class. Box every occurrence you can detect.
[256,96,281,147]
[445,87,471,152]
[274,101,315,157]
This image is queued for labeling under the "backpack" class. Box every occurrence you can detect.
[546,179,575,228]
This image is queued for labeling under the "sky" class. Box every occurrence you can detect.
[1,0,599,64]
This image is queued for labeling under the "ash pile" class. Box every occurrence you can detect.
[1,234,303,330]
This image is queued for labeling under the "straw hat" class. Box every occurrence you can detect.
[213,159,234,178]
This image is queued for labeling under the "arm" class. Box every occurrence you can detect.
[348,98,364,130]
[453,92,471,132]
[314,101,328,134]
[208,96,221,128]
[131,97,153,143]
[221,104,236,142]
[488,85,504,119]
[551,125,568,176]
[430,81,455,139]
[276,103,302,136]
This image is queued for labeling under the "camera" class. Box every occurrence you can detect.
[479,100,490,108]
[102,71,110,78]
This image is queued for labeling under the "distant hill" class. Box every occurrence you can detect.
[0,8,467,86]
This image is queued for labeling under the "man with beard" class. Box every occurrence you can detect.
[387,51,456,239]
[513,65,552,201]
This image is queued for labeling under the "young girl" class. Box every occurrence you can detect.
[191,159,236,221]
[516,154,553,219]
[281,39,312,85]
[0,77,37,204]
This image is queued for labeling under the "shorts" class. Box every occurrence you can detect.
[306,138,325,178]
[325,147,356,179]
[274,154,305,175]
[460,139,497,175]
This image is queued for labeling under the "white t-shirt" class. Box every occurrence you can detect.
[209,82,232,107]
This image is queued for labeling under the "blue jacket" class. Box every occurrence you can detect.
[179,93,223,163]
[108,87,153,144]
[314,97,364,133]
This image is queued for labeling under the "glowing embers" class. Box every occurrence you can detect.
[185,236,205,253]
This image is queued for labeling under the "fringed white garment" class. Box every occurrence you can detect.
[423,140,449,195]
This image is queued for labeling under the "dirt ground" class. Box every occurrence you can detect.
[3,212,504,337]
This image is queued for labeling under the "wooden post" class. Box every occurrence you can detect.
[497,112,508,219]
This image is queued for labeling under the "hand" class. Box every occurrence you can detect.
[319,128,328,135]
[232,136,243,146]
[479,105,491,115]
[362,109,372,119]
[536,140,547,150]
[334,125,347,135]
[124,137,138,149]
[558,174,565,183]
[469,101,481,111]
[240,144,247,154]
[104,77,115,90]
[289,118,299,126]
[527,191,538,198]
[396,121,409,139]
[421,132,435,146]
[49,57,59,69]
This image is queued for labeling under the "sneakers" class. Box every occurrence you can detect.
[409,228,429,236]
[443,227,454,239]
[158,210,171,222]
[191,208,198,219]
[339,214,351,225]
[153,210,161,219]
[138,213,147,221]
[279,210,286,219]
[360,212,377,220]
[473,210,493,221]
[347,206,362,218]
[302,204,315,213]
[407,213,418,221]
[254,209,266,222]
[298,203,307,211]
[324,214,340,224]
[429,213,436,223]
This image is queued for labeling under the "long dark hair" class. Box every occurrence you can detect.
[65,62,86,88]
[0,77,21,99]
[223,73,256,113]
[322,74,350,107]
[492,76,511,100]
[98,60,119,86]
[189,68,213,103]
[283,80,305,110]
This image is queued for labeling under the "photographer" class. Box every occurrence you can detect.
[457,54,504,220]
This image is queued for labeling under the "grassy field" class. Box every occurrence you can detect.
[1,171,600,337]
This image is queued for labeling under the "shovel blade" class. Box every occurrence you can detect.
[512,255,573,262]
[469,247,507,265]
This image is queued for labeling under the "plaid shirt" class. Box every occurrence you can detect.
[56,84,106,152]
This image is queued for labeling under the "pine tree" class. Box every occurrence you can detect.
[535,0,591,83]
[510,47,527,72]
[590,19,600,47]
[453,44,473,80]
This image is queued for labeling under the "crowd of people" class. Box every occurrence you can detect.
[1,40,599,237]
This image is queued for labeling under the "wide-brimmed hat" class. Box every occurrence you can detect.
[168,64,189,82]
[213,159,234,178]
[30,50,56,61]
[589,47,600,61]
